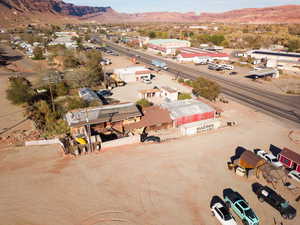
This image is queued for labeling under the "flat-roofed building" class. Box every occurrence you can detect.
[147,39,191,55]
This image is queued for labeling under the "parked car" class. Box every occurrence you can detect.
[210,196,237,225]
[229,72,238,75]
[143,78,152,84]
[223,188,259,225]
[97,89,112,97]
[288,170,300,182]
[252,183,296,220]
[253,149,282,168]
[100,58,112,65]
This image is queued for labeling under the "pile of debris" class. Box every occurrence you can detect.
[0,129,41,147]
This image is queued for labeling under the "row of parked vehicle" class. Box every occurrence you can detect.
[208,63,234,71]
[96,46,120,56]
[211,184,297,225]
[254,149,300,182]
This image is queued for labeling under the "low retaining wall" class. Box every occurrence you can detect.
[101,135,140,149]
[25,138,62,146]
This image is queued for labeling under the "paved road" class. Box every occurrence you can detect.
[101,40,300,126]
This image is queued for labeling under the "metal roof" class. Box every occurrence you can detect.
[161,99,215,119]
[249,68,277,76]
[148,39,190,45]
[252,50,300,58]
[65,103,142,127]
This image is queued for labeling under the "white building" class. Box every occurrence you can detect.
[114,66,152,83]
[160,86,178,101]
[147,39,191,55]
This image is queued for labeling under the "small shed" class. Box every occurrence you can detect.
[278,148,300,172]
[238,150,266,169]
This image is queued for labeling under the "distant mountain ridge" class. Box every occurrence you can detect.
[0,0,111,17]
[0,0,300,27]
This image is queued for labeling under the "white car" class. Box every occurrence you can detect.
[288,170,300,182]
[254,149,283,168]
[211,201,237,225]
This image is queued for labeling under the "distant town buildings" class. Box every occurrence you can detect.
[49,32,78,49]
[147,39,191,55]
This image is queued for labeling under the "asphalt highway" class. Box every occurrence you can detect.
[101,40,300,126]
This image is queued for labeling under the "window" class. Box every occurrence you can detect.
[235,204,244,214]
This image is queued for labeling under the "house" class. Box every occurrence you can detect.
[138,86,179,102]
[113,66,152,83]
[161,99,216,127]
[160,86,178,101]
[278,148,300,172]
[124,106,173,133]
[138,88,161,99]
[65,103,142,137]
[147,39,191,55]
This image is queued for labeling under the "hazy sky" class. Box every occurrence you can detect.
[64,0,300,13]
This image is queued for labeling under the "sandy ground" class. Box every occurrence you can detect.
[1,98,300,225]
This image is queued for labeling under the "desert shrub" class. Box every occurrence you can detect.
[33,46,44,60]
[136,98,152,108]
[178,92,192,100]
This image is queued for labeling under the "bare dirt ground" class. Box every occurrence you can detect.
[0,99,300,225]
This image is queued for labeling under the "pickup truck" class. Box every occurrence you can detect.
[223,188,259,225]
[252,183,296,220]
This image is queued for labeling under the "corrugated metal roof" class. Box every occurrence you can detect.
[161,100,215,119]
[65,103,142,127]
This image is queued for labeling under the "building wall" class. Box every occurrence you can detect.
[251,53,300,62]
[119,73,136,83]
[181,120,220,136]
[175,111,215,126]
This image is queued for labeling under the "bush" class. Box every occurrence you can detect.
[192,77,220,101]
[33,47,44,60]
[136,99,152,108]
[6,77,34,105]
[177,78,184,83]
[178,92,192,100]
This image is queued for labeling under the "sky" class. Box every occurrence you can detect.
[64,0,300,13]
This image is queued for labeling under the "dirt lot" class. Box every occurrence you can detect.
[102,53,192,103]
[1,98,300,225]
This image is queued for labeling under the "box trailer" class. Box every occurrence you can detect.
[151,59,168,70]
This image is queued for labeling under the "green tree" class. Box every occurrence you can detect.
[209,34,225,46]
[148,31,156,39]
[54,82,69,96]
[6,77,34,105]
[192,77,220,101]
[287,39,300,52]
[33,46,44,60]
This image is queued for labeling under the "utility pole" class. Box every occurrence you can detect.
[85,108,93,152]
